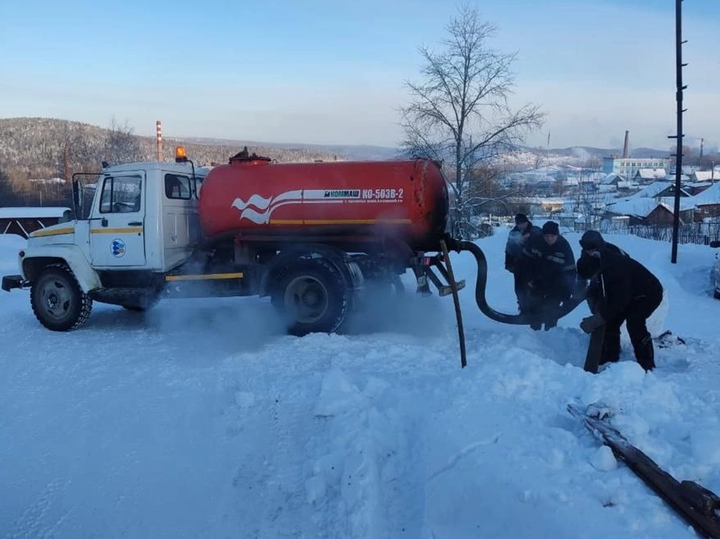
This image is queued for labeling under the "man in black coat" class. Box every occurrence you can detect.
[519,220,577,330]
[505,213,542,315]
[576,230,663,371]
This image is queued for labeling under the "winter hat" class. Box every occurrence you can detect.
[541,221,559,236]
[514,213,529,224]
[580,230,605,251]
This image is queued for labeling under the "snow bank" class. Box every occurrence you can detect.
[1,228,719,538]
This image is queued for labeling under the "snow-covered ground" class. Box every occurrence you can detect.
[1,230,719,539]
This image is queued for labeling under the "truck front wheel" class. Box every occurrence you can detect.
[30,264,93,331]
[273,259,350,336]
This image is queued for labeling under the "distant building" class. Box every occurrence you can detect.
[626,181,690,201]
[604,198,695,226]
[599,173,625,187]
[633,168,668,183]
[602,157,671,178]
[690,182,720,220]
[690,170,720,183]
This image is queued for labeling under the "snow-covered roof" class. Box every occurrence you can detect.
[600,173,624,185]
[657,197,697,212]
[634,168,667,180]
[692,170,720,182]
[690,181,720,205]
[607,196,695,218]
[606,199,660,218]
[0,207,72,219]
[626,181,672,199]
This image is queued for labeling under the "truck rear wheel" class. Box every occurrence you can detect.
[273,259,350,336]
[30,264,93,331]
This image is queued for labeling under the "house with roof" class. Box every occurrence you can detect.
[624,181,690,201]
[633,168,668,183]
[690,170,720,183]
[690,182,720,220]
[604,198,695,226]
[599,173,625,188]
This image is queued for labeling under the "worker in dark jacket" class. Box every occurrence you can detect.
[505,213,541,314]
[519,220,577,330]
[576,230,663,371]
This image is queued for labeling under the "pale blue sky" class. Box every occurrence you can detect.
[1,0,718,151]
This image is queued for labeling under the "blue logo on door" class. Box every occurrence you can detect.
[112,238,126,258]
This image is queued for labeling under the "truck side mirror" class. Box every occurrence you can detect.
[72,180,82,218]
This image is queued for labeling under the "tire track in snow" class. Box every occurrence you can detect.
[224,345,335,538]
[302,366,432,538]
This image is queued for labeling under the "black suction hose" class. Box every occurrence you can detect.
[451,239,587,326]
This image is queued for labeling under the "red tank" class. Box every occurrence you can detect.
[197,156,449,251]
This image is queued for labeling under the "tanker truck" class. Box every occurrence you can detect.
[2,146,584,353]
[1,147,473,336]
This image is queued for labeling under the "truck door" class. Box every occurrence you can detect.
[162,172,196,269]
[90,174,146,267]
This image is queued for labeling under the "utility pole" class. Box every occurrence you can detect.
[669,0,686,264]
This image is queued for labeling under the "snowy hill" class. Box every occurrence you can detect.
[1,231,719,538]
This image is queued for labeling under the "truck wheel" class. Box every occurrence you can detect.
[30,264,93,331]
[273,259,350,336]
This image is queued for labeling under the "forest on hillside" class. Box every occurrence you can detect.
[0,118,341,207]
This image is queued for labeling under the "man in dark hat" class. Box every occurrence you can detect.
[505,213,541,315]
[576,230,663,371]
[519,220,577,330]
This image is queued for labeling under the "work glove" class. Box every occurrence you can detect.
[580,313,605,334]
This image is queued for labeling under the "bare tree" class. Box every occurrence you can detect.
[571,184,605,232]
[104,117,145,166]
[399,4,545,238]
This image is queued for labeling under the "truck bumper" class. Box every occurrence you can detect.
[2,275,29,292]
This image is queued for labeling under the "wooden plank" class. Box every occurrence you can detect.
[568,404,720,539]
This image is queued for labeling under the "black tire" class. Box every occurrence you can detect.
[30,264,93,331]
[272,258,350,336]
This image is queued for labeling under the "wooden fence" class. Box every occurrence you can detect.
[597,222,720,246]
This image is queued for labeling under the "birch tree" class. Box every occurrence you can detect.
[400,4,545,238]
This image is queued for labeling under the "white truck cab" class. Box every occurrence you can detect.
[75,160,207,272]
[2,156,214,330]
